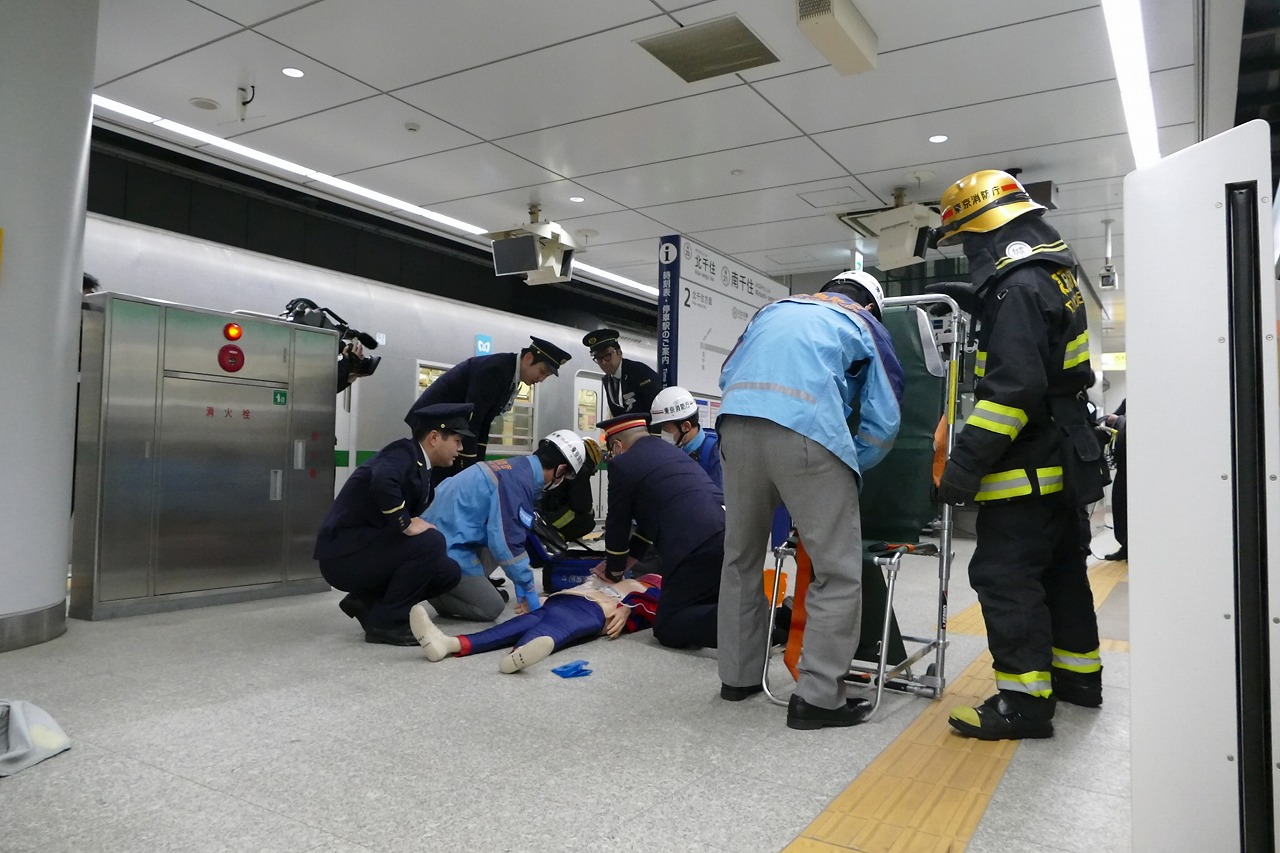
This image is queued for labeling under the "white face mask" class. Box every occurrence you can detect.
[658,430,678,446]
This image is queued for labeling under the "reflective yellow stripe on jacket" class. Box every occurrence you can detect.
[973,350,987,378]
[994,669,1053,698]
[975,466,1064,501]
[966,399,1028,440]
[1062,330,1090,369]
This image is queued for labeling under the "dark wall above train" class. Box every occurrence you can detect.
[86,127,655,336]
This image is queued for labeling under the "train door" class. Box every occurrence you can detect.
[573,370,607,522]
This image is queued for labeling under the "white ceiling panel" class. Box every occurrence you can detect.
[395,18,738,140]
[557,209,677,246]
[1152,66,1198,127]
[231,95,479,175]
[95,30,377,134]
[257,0,659,91]
[753,7,1115,136]
[1144,0,1196,70]
[578,237,665,272]
[499,86,801,178]
[425,181,625,236]
[344,144,562,208]
[689,214,854,256]
[820,81,1127,190]
[643,177,888,235]
[193,1,318,27]
[95,0,240,86]
[575,137,848,209]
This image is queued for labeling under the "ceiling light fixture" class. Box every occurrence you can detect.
[281,67,304,78]
[928,134,948,144]
[1101,0,1160,168]
[89,95,656,298]
[569,196,585,203]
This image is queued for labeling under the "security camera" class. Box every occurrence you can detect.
[1098,264,1119,290]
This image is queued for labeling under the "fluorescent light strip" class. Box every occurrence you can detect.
[1101,0,1161,168]
[90,95,653,295]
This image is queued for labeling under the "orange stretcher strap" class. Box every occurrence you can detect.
[783,539,812,681]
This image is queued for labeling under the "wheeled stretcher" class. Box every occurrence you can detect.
[762,295,966,719]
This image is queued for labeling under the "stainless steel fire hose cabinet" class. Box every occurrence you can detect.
[71,293,337,619]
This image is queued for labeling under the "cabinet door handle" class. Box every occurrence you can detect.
[293,439,306,470]
[269,469,283,501]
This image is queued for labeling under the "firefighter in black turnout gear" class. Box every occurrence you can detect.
[930,170,1108,741]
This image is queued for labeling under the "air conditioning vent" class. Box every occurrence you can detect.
[797,0,878,75]
[638,15,779,83]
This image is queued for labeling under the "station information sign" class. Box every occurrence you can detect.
[656,235,785,398]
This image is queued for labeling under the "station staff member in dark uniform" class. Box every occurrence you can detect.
[592,414,724,649]
[314,403,471,646]
[932,169,1108,740]
[405,336,571,477]
[583,328,659,417]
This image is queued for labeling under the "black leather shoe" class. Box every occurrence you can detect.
[1104,548,1127,561]
[363,624,420,646]
[949,693,1055,740]
[1052,669,1103,708]
[338,593,372,628]
[720,682,764,701]
[786,694,872,730]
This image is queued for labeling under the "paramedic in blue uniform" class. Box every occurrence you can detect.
[932,170,1108,741]
[592,414,725,649]
[716,270,903,730]
[313,403,472,646]
[582,328,659,417]
[649,385,722,489]
[424,430,586,623]
[405,336,571,477]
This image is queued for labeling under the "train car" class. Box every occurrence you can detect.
[81,213,658,517]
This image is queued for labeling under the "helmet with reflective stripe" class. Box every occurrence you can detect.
[819,270,885,319]
[541,429,586,474]
[649,386,699,426]
[934,170,1045,247]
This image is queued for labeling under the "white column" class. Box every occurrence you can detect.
[0,0,99,651]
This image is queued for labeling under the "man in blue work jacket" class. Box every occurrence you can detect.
[424,430,585,622]
[649,385,722,489]
[716,270,903,730]
[314,403,472,646]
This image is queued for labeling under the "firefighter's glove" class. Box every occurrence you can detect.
[937,461,982,505]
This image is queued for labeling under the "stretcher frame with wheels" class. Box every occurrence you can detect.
[760,294,966,720]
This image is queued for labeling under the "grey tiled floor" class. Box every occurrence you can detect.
[3,515,1129,853]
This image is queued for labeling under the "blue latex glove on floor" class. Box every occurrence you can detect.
[551,659,592,678]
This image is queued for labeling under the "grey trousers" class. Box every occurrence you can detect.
[427,549,506,622]
[716,416,863,709]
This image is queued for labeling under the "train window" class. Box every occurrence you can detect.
[488,382,535,453]
[576,387,599,432]
[416,362,450,395]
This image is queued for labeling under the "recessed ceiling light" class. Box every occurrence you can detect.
[189,97,220,111]
[282,67,304,78]
[569,196,585,203]
[928,134,948,144]
[730,169,745,176]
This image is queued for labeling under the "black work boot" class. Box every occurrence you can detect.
[948,692,1055,741]
[1052,668,1103,708]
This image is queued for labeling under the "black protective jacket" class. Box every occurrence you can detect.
[947,214,1107,504]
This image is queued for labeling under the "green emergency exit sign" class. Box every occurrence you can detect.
[273,390,288,405]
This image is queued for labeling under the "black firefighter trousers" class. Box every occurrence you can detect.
[970,492,1100,686]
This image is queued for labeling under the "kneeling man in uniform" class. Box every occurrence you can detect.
[313,403,471,645]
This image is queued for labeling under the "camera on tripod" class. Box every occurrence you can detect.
[280,298,381,384]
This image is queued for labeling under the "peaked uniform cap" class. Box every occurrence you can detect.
[582,328,621,353]
[596,413,650,438]
[528,336,571,375]
[408,402,475,437]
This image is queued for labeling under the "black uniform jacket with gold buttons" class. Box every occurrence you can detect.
[405,352,518,466]
[313,438,431,560]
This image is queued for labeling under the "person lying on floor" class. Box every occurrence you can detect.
[408,574,661,673]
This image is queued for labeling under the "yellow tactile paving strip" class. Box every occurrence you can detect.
[783,560,1128,853]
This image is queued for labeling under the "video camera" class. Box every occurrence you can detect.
[279,298,381,380]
